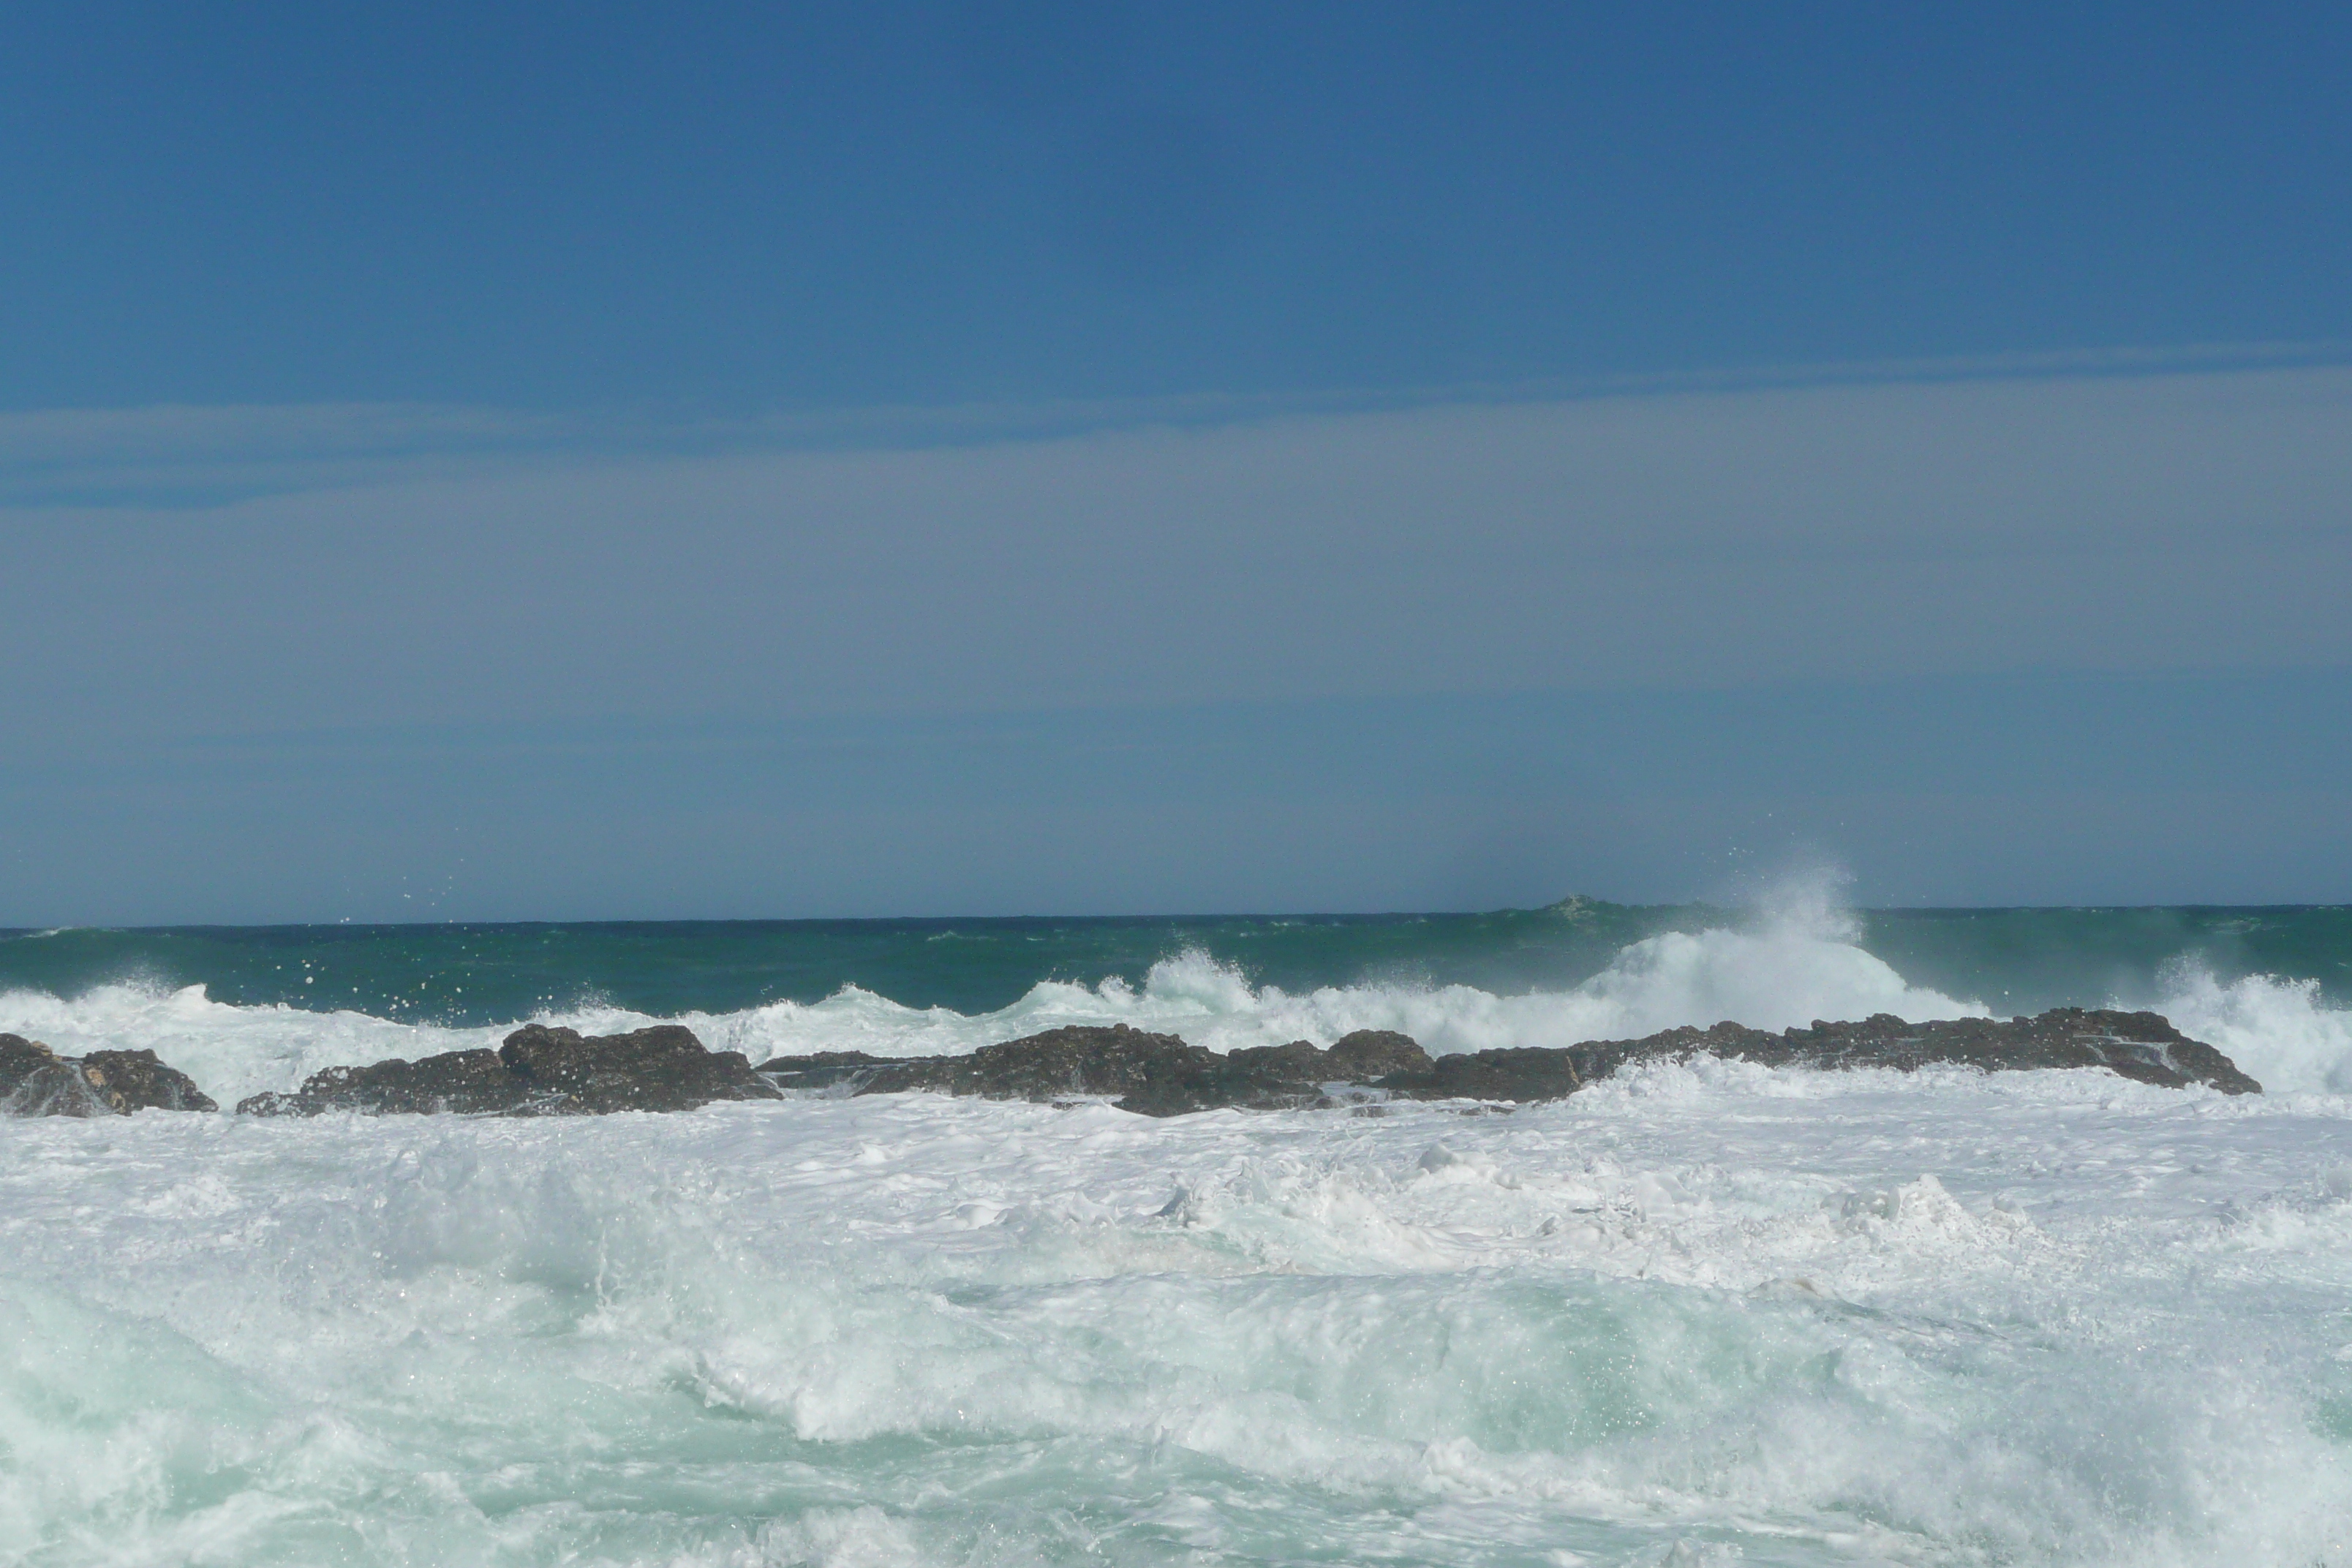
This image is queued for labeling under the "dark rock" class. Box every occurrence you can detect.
[1326,1029,1434,1079]
[1223,1039,1332,1084]
[0,1034,55,1096]
[236,1049,524,1117]
[1377,1044,1593,1104]
[755,1006,2258,1115]
[1371,1008,2261,1101]
[498,1023,777,1113]
[230,1006,2257,1122]
[862,1024,1328,1117]
[237,1024,783,1116]
[758,1023,1434,1117]
[79,1049,221,1112]
[1,1033,217,1116]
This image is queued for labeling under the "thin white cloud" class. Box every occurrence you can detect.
[8,339,2345,504]
[4,358,2348,746]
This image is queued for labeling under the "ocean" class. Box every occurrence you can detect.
[5,898,2351,1565]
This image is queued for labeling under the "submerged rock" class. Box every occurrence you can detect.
[1,1033,218,1115]
[755,1007,2258,1114]
[237,1024,782,1116]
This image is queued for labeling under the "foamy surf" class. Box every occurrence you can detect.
[591,922,1990,1089]
[5,1058,2351,1565]
[8,911,2349,1110]
[0,905,2002,1107]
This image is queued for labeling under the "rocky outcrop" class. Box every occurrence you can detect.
[754,1008,2258,1114]
[237,1024,783,1116]
[1374,1009,2260,1101]
[758,1026,1433,1117]
[10,1006,2247,1123]
[497,1023,783,1112]
[1,1034,218,1115]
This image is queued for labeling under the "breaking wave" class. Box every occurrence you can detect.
[2154,958,2352,1095]
[0,899,1988,1107]
[1,891,2346,1107]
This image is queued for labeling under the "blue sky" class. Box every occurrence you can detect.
[9,1,2349,409]
[4,3,2349,919]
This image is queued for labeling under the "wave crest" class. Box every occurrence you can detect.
[0,908,1986,1104]
[2154,960,2352,1095]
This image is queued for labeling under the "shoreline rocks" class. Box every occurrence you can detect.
[759,1025,1435,1117]
[4,1007,2263,1121]
[1371,1008,2260,1101]
[1,1034,218,1116]
[236,1024,783,1117]
[756,1007,2259,1115]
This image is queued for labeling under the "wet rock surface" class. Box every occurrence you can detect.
[237,1024,782,1116]
[1,1033,218,1115]
[759,1025,1433,1117]
[1376,1008,2260,1101]
[14,1007,2241,1122]
[755,1007,2258,1114]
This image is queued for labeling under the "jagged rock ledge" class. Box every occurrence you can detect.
[1,1033,217,1116]
[236,1024,782,1117]
[761,1027,1437,1117]
[1,1007,2263,1121]
[757,1007,2260,1115]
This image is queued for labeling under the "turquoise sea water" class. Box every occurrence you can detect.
[4,901,2347,1028]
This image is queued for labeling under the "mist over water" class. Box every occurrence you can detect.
[5,896,2351,1564]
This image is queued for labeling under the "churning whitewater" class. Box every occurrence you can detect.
[4,902,2352,1565]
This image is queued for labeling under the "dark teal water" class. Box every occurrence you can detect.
[2,902,2345,1025]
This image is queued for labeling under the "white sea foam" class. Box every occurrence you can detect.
[0,982,507,1109]
[8,902,2351,1563]
[4,1065,2350,1565]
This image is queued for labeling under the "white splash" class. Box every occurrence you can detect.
[571,895,1984,1075]
[0,898,1988,1107]
[2155,956,2352,1095]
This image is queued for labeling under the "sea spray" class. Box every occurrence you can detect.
[2155,957,2352,1094]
